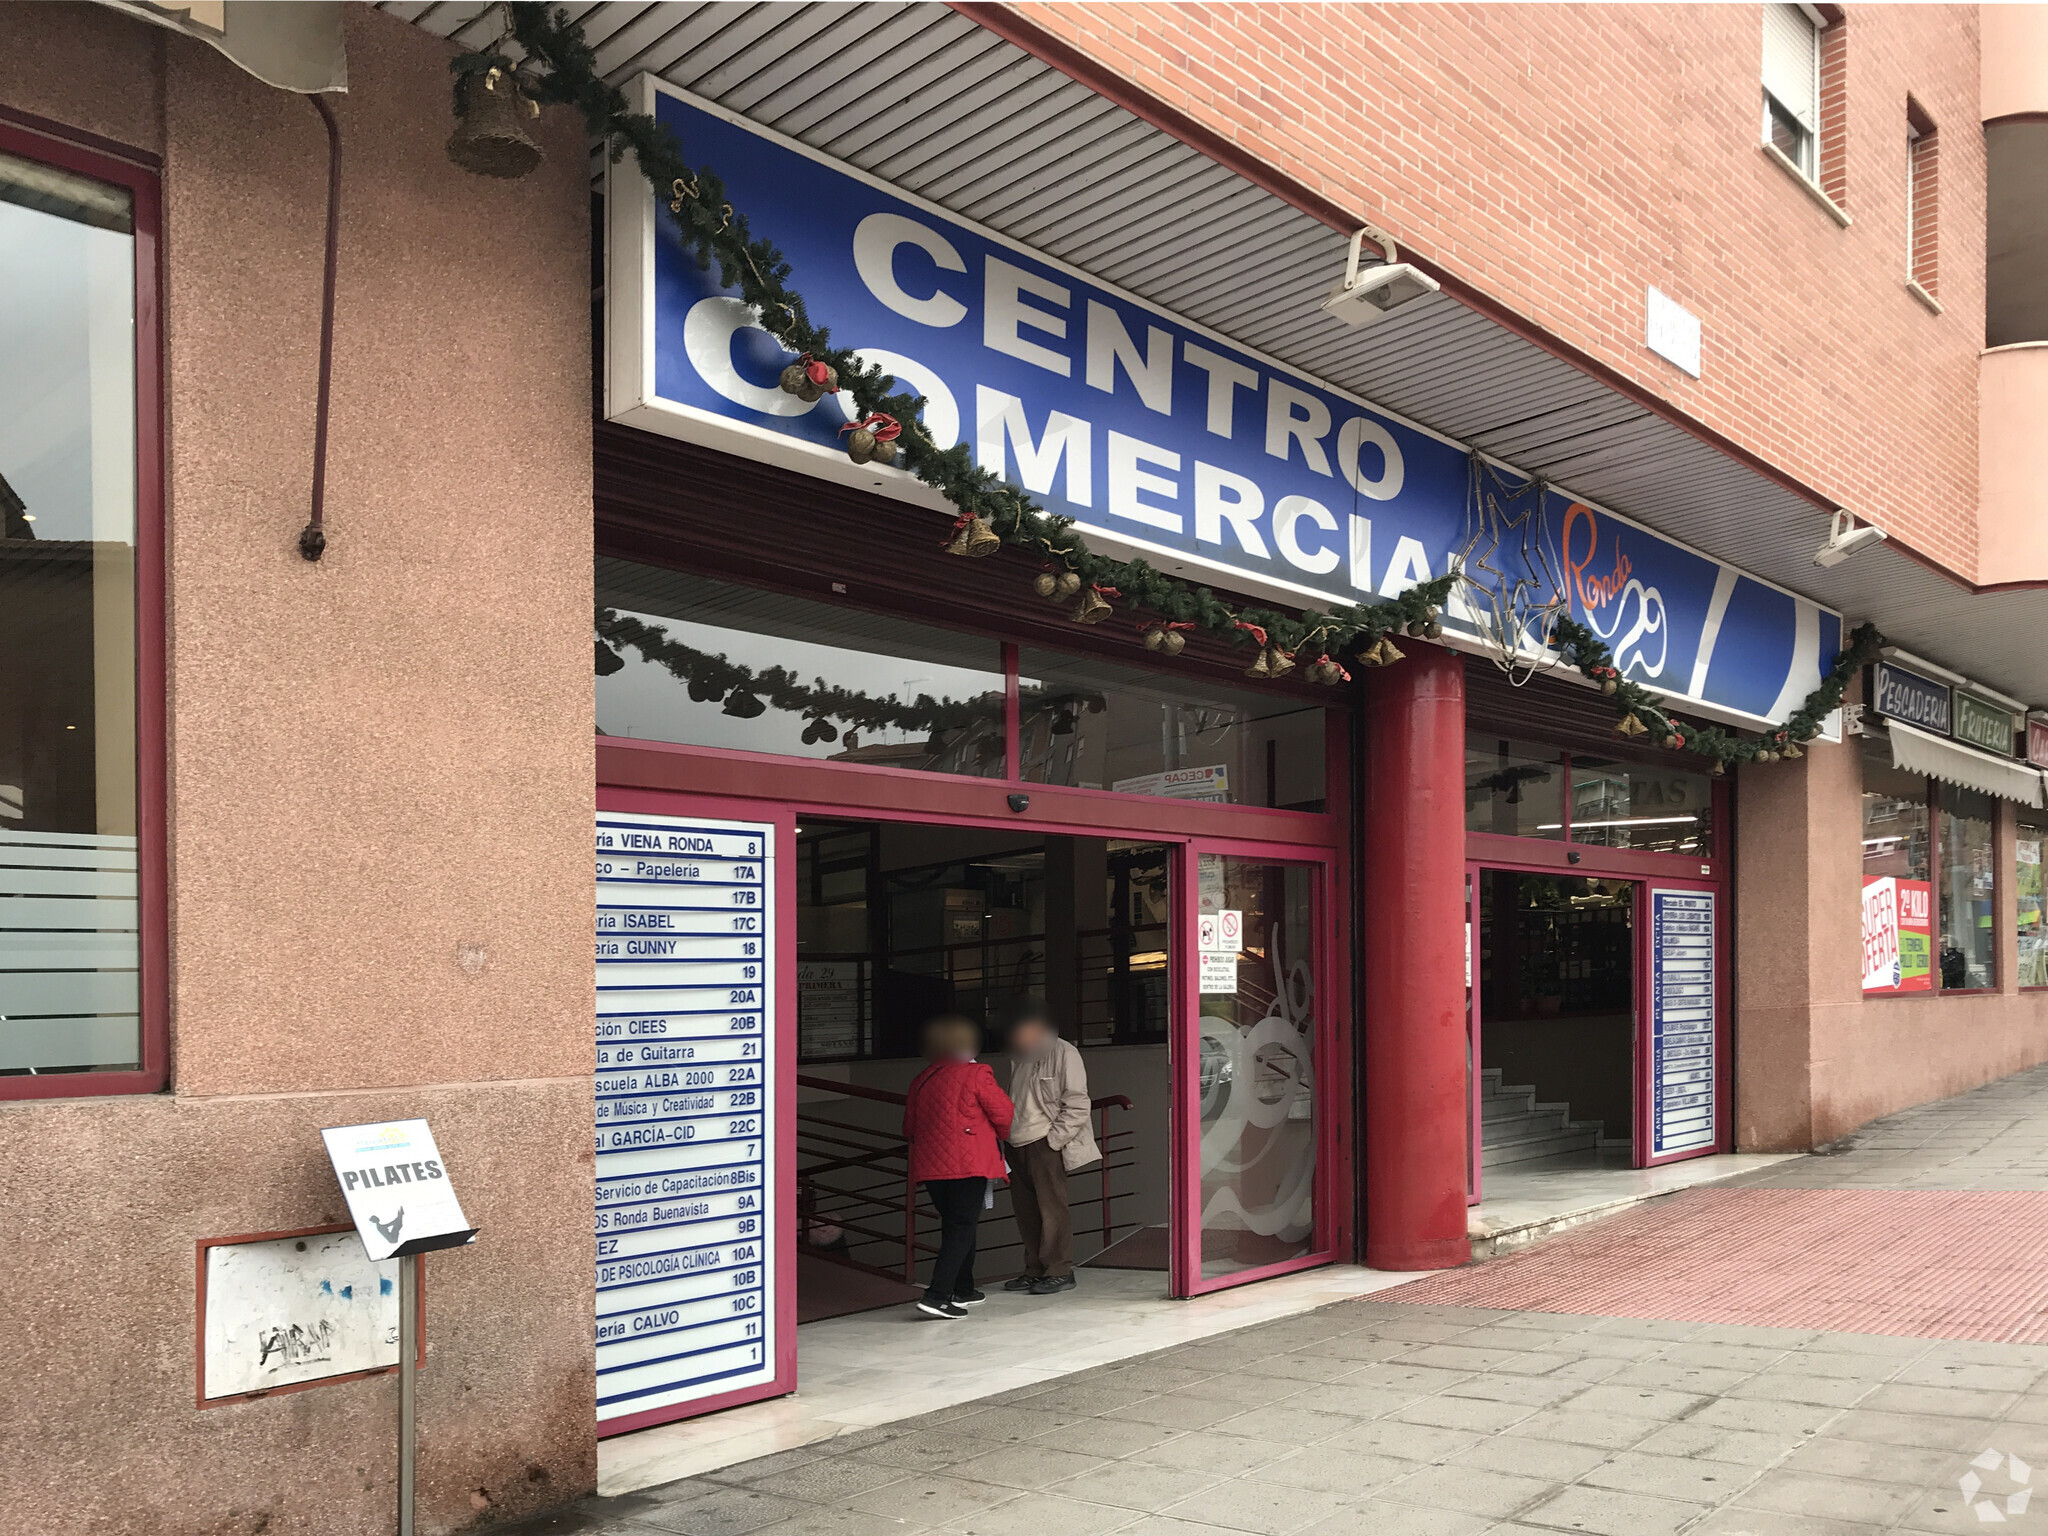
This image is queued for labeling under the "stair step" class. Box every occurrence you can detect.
[1486,1108,1569,1138]
[1481,1124,1602,1169]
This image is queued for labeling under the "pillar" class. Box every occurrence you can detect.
[1363,647,1471,1270]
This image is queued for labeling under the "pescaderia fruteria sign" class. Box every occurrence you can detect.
[606,76,1844,730]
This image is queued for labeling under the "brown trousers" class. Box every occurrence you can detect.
[1007,1137,1073,1278]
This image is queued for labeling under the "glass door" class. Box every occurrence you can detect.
[1637,878,1726,1165]
[1172,843,1333,1297]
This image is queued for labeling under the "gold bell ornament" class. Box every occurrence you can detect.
[1616,713,1648,738]
[1072,586,1113,624]
[1245,645,1295,680]
[840,412,902,466]
[447,67,546,180]
[1374,636,1406,666]
[1782,740,1804,759]
[945,515,1002,558]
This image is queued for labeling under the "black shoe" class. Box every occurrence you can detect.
[1002,1275,1040,1293]
[1028,1275,1076,1295]
[916,1298,968,1319]
[952,1289,987,1305]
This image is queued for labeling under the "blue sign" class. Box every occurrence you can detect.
[1649,889,1716,1158]
[1868,660,1952,735]
[609,78,1842,729]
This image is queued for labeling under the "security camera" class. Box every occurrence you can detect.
[1320,226,1442,327]
[1814,509,1887,568]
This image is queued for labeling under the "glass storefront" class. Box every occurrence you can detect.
[1464,739,1712,856]
[1938,786,1997,991]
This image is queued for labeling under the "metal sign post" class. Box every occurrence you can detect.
[319,1119,478,1536]
[398,1250,419,1536]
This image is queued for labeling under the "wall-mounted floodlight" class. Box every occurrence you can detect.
[1814,508,1887,568]
[1320,225,1441,326]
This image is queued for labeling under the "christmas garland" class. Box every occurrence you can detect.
[460,3,1882,768]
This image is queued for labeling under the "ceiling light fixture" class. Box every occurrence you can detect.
[1814,508,1887,568]
[1320,225,1441,327]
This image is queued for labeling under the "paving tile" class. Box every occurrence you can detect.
[1894,1481,2036,1534]
[1823,1408,2001,1451]
[1292,1499,1494,1536]
[702,1445,833,1484]
[1652,1342,1790,1374]
[1773,1349,1907,1382]
[1171,1374,1313,1408]
[1892,1357,2043,1393]
[1244,1350,1396,1382]
[944,1493,1133,1536]
[1436,1373,1584,1409]
[1107,1364,1223,1394]
[627,1488,814,1536]
[1722,1372,1874,1409]
[1099,1518,1249,1536]
[1279,1382,1429,1418]
[1681,1509,1877,1536]
[1778,1435,1964,1486]
[946,1442,1114,1491]
[1392,1345,1529,1373]
[1374,1463,1552,1519]
[737,1458,910,1503]
[1386,1393,1533,1434]
[1105,1396,1249,1431]
[1734,1468,1923,1525]
[1560,1383,1711,1421]
[1049,1460,1223,1512]
[1514,1484,1704,1536]
[1342,1364,1477,1397]
[1858,1383,2022,1420]
[745,1507,935,1536]
[1577,1448,1754,1502]
[1441,1434,1609,1482]
[1023,1382,1166,1416]
[1208,1404,1360,1444]
[1687,1399,1838,1437]
[1600,1360,1754,1395]
[1500,1408,1661,1450]
[1632,1420,1812,1467]
[858,1430,1011,1472]
[1137,1432,1298,1479]
[845,1474,1018,1525]
[1032,1417,1183,1459]
[945,1407,1089,1443]
[1320,1419,1482,1463]
[1245,1447,1420,1496]
[1159,1479,1357,1535]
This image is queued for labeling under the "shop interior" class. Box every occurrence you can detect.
[1472,871,1637,1192]
[792,820,1177,1322]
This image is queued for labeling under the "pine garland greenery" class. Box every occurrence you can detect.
[462,2,1882,771]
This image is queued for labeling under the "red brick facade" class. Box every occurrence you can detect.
[983,3,1986,579]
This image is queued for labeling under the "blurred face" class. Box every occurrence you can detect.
[1009,1017,1052,1054]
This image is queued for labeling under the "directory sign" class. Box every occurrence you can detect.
[1648,890,1717,1158]
[595,812,776,1429]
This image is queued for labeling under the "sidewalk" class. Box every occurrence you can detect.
[511,1064,2048,1536]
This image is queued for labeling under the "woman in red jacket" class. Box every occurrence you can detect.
[901,1015,1014,1319]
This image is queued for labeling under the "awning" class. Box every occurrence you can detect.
[1888,720,2046,807]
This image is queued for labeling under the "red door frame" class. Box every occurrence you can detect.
[1464,840,1729,1189]
[597,732,1352,1359]
[1174,837,1340,1298]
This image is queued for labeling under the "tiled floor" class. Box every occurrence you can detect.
[600,1265,1426,1496]
[519,1298,2048,1536]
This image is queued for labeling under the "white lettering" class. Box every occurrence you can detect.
[1183,343,1259,438]
[1194,461,1268,556]
[1379,534,1434,597]
[1084,301,1173,415]
[983,256,1071,376]
[1349,514,1372,592]
[1265,379,1333,475]
[852,213,968,328]
[1337,415,1405,500]
[1107,431,1181,532]
[682,298,812,416]
[976,387,1091,505]
[1274,494,1340,574]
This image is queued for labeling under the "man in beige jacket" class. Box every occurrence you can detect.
[1001,1004,1100,1295]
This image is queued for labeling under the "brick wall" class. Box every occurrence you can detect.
[991,3,1987,580]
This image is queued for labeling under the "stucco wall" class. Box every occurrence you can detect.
[0,8,594,1534]
[1736,699,2048,1150]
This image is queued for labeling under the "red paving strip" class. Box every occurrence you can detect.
[1386,1187,2048,1342]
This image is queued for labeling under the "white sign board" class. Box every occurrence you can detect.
[1649,889,1717,1157]
[1112,765,1230,803]
[596,811,777,1428]
[202,1230,402,1399]
[1196,911,1242,954]
[1646,287,1702,378]
[321,1119,476,1262]
[1199,953,1239,995]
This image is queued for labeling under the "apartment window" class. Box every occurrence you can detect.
[1762,2,1822,178]
[1906,100,1940,300]
[1,128,159,1094]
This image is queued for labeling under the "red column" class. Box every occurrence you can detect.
[1362,646,1470,1271]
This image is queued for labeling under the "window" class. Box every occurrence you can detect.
[1859,732,2000,995]
[1938,786,1996,990]
[1906,100,1940,300]
[2,139,148,1085]
[596,558,1008,776]
[1017,649,1325,811]
[2018,811,2047,987]
[1762,3,1822,178]
[1464,739,1564,841]
[1987,119,2048,347]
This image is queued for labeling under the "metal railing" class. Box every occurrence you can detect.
[795,1071,1139,1286]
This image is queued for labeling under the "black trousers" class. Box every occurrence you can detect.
[922,1177,987,1303]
